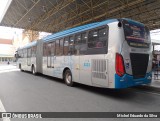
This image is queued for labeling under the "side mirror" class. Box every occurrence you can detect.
[118,22,122,27]
[15,54,19,58]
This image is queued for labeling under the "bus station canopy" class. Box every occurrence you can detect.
[0,0,160,33]
[152,42,160,46]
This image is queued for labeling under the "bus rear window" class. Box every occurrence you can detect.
[123,20,150,48]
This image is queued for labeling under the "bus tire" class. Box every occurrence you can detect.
[32,66,36,75]
[64,69,74,86]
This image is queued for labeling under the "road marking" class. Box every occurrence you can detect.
[0,69,19,74]
[0,99,11,121]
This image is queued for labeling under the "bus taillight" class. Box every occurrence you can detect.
[116,53,125,76]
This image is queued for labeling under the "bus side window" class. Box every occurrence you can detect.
[75,32,87,55]
[75,34,81,44]
[98,28,107,47]
[69,36,75,55]
[81,32,87,44]
[31,47,34,57]
[51,42,55,56]
[75,32,87,44]
[27,48,31,58]
[43,43,47,57]
[24,49,27,58]
[21,50,23,58]
[34,46,37,57]
[22,49,24,58]
[31,46,35,57]
[20,50,22,58]
[59,39,63,55]
[17,51,20,58]
[75,34,81,55]
[47,43,52,56]
[88,29,98,48]
[88,27,107,48]
[55,40,60,56]
[45,43,48,57]
[64,37,69,55]
[23,49,25,58]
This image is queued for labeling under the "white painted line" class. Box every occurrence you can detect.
[0,99,11,121]
[0,69,19,74]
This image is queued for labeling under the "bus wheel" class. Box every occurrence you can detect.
[32,66,36,75]
[64,69,74,86]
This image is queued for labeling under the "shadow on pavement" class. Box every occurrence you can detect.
[21,71,155,101]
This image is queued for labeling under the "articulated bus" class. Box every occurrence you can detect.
[16,18,152,89]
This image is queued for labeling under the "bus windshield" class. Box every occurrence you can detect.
[123,20,151,48]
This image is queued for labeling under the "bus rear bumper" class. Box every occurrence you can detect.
[114,72,152,89]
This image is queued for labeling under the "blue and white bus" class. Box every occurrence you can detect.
[16,18,152,89]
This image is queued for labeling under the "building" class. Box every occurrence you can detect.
[0,38,15,63]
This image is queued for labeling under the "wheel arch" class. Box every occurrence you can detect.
[31,64,36,72]
[31,64,34,70]
[19,63,21,69]
[63,67,71,79]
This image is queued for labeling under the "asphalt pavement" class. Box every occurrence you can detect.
[0,65,160,121]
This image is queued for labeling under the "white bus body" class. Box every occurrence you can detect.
[16,18,152,89]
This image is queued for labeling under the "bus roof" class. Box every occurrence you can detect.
[43,19,118,42]
[17,18,145,50]
[122,18,144,27]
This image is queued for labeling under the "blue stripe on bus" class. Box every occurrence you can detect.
[43,22,99,41]
[114,72,152,89]
[43,19,118,42]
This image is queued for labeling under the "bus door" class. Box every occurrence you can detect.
[51,42,55,68]
[47,43,52,68]
[27,48,31,66]
[70,35,80,82]
[74,32,88,84]
[47,55,51,68]
[73,55,80,82]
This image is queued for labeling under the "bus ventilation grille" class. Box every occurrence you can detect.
[92,59,106,79]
